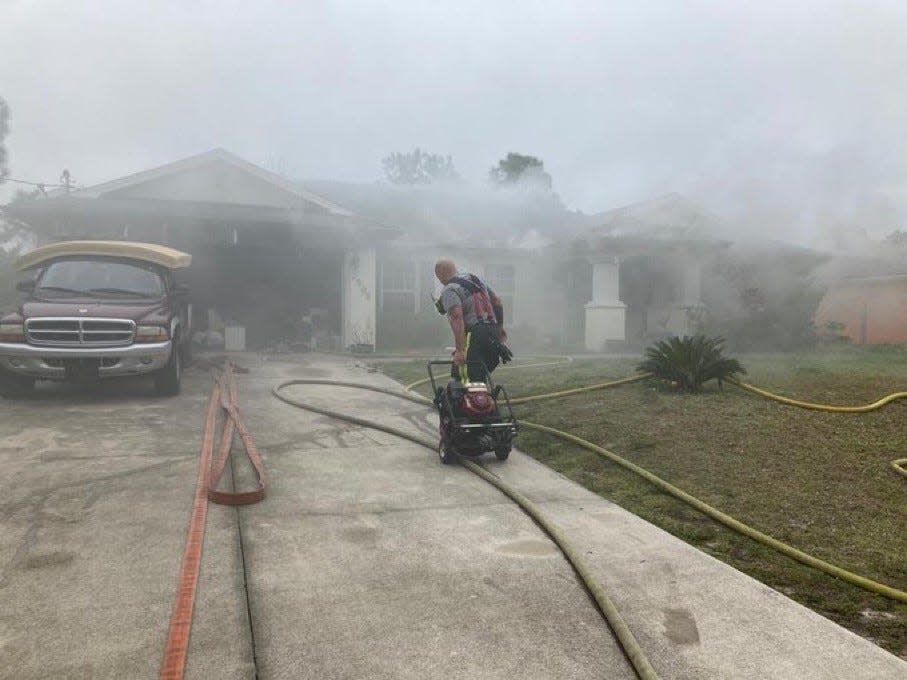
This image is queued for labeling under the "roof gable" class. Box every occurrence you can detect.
[589,193,725,240]
[58,149,353,216]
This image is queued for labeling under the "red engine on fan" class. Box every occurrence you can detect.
[460,387,496,418]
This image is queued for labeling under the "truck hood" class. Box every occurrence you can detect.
[19,299,171,325]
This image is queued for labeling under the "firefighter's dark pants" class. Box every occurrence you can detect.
[451,322,500,383]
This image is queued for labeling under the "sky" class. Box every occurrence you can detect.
[2,0,907,246]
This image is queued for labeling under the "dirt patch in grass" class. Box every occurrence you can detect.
[376,349,907,656]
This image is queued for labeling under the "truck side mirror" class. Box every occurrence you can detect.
[16,280,35,293]
[172,283,190,296]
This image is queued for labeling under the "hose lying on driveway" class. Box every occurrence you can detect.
[162,365,265,680]
[274,378,907,608]
[273,378,660,680]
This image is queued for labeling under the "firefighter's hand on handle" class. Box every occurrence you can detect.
[452,349,466,365]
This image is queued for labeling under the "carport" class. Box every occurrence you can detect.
[6,149,397,350]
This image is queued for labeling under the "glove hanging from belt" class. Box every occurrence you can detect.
[491,334,514,365]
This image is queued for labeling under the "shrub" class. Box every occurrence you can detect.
[700,249,827,352]
[638,335,746,392]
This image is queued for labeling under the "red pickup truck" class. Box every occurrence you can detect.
[0,241,192,398]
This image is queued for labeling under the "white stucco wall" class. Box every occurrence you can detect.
[342,248,377,349]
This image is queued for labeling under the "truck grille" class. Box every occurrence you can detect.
[25,318,136,347]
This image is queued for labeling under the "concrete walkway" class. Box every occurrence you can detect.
[1,353,904,678]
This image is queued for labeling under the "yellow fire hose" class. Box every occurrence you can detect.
[277,374,907,601]
[727,379,907,481]
[729,379,907,413]
[271,365,907,678]
[411,366,907,481]
[273,379,660,680]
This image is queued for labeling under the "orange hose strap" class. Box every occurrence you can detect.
[160,363,265,680]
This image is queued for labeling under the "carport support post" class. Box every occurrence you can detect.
[584,257,626,351]
[342,248,377,351]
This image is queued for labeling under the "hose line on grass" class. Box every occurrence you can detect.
[729,379,907,413]
[521,421,907,604]
[509,374,649,405]
[273,378,907,606]
[273,379,660,680]
[725,379,907,483]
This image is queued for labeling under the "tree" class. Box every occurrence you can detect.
[1,189,40,243]
[0,96,9,184]
[488,152,553,190]
[381,148,460,185]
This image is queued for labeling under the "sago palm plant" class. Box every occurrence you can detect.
[638,335,745,392]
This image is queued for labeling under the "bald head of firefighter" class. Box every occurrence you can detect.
[434,259,511,383]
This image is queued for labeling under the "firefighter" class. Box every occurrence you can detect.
[434,259,512,383]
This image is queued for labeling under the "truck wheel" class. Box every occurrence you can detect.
[494,445,511,461]
[0,370,35,399]
[153,343,182,397]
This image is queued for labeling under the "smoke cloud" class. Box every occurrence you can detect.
[2,1,907,246]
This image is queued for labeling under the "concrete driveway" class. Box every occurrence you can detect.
[0,353,904,679]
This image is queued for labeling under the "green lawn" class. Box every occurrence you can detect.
[375,348,907,657]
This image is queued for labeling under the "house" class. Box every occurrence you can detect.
[575,193,730,349]
[4,149,396,350]
[4,150,730,352]
[816,276,907,344]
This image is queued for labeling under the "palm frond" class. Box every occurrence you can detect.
[638,335,746,392]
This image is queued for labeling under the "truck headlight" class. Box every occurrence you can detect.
[135,325,169,343]
[0,324,25,342]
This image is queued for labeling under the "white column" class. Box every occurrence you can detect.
[584,257,627,351]
[342,248,377,351]
[681,260,702,306]
[666,259,704,336]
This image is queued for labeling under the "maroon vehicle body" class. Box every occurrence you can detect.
[0,243,192,397]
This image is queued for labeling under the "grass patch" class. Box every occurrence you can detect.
[375,350,907,657]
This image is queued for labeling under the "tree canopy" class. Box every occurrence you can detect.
[488,152,553,190]
[381,148,460,184]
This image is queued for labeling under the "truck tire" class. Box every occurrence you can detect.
[0,370,35,399]
[153,342,182,397]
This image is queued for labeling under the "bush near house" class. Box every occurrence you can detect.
[702,249,827,352]
[818,320,851,345]
[638,335,746,391]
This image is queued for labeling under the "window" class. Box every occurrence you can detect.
[484,264,515,322]
[39,259,164,298]
[381,259,416,315]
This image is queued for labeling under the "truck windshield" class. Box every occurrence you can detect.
[38,260,164,298]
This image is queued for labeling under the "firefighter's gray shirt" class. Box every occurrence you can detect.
[439,273,496,329]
